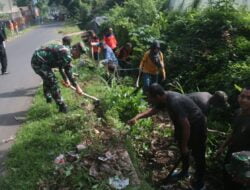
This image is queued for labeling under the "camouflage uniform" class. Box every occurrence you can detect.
[31,44,77,112]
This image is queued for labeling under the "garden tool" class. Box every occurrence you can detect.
[135,69,142,88]
[129,69,143,96]
[61,80,100,103]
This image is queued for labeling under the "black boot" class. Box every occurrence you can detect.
[58,103,68,113]
[46,97,52,103]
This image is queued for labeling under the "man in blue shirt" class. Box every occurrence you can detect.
[96,42,119,73]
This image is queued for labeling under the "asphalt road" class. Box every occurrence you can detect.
[0,23,63,175]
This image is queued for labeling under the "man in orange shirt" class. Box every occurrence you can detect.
[139,41,166,92]
[103,28,117,51]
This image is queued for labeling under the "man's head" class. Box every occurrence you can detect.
[62,36,72,47]
[238,87,250,111]
[150,41,161,54]
[71,42,85,59]
[88,30,97,38]
[108,27,113,33]
[81,33,90,43]
[125,42,132,50]
[210,91,229,108]
[147,83,166,104]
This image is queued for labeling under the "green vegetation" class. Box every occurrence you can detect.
[16,0,30,6]
[58,23,81,35]
[50,1,250,108]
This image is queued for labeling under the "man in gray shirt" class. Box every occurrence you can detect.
[187,91,229,115]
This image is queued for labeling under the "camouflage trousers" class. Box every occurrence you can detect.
[31,55,64,105]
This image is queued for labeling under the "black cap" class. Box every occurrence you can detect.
[151,41,161,49]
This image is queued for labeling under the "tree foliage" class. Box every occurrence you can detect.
[51,0,250,118]
[16,0,31,6]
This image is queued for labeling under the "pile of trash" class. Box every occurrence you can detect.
[38,124,141,190]
[51,143,140,189]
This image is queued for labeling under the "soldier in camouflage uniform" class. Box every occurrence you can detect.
[31,42,84,113]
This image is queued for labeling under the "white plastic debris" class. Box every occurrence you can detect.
[109,176,129,190]
[54,154,65,165]
[98,151,114,161]
[76,143,87,151]
[98,156,109,161]
[2,136,15,143]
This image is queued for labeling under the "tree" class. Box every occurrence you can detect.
[0,2,4,11]
[36,0,49,16]
[16,0,31,6]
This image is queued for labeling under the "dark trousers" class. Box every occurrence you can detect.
[182,139,206,182]
[93,52,99,61]
[142,73,158,93]
[180,117,207,184]
[0,44,7,73]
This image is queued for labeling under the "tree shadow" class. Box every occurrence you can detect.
[0,110,27,126]
[0,87,38,99]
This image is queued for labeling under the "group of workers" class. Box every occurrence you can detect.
[29,27,249,190]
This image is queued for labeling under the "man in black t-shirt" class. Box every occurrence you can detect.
[216,87,250,189]
[128,83,207,190]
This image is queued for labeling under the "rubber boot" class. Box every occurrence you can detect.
[58,103,68,113]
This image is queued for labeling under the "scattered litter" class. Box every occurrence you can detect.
[2,135,15,143]
[54,154,65,165]
[76,143,87,151]
[89,163,99,178]
[98,151,114,161]
[109,176,129,190]
[94,128,100,134]
[65,151,79,162]
[98,156,109,161]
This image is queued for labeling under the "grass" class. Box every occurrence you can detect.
[58,22,81,35]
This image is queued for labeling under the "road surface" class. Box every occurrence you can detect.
[0,23,63,175]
